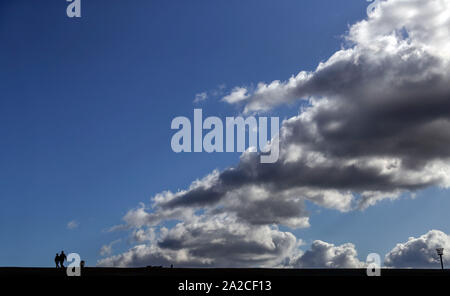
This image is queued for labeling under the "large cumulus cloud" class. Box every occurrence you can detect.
[100,0,450,267]
[98,214,300,268]
[291,240,365,268]
[384,230,450,268]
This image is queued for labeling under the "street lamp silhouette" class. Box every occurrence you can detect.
[436,248,444,270]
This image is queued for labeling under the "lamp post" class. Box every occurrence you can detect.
[436,248,444,270]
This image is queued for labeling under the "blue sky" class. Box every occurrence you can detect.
[1,0,450,267]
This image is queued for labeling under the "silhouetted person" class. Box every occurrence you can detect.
[54,253,60,268]
[59,251,67,268]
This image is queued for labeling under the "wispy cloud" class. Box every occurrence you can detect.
[100,239,122,257]
[193,84,227,104]
[67,220,79,230]
[193,92,208,103]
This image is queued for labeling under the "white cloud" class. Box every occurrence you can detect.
[193,85,227,103]
[223,0,450,113]
[98,214,300,267]
[100,239,121,257]
[384,230,450,268]
[99,218,367,268]
[67,220,79,230]
[291,240,365,268]
[193,92,208,103]
[222,87,249,104]
[130,228,156,243]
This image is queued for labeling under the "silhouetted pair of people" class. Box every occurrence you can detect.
[54,251,67,268]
